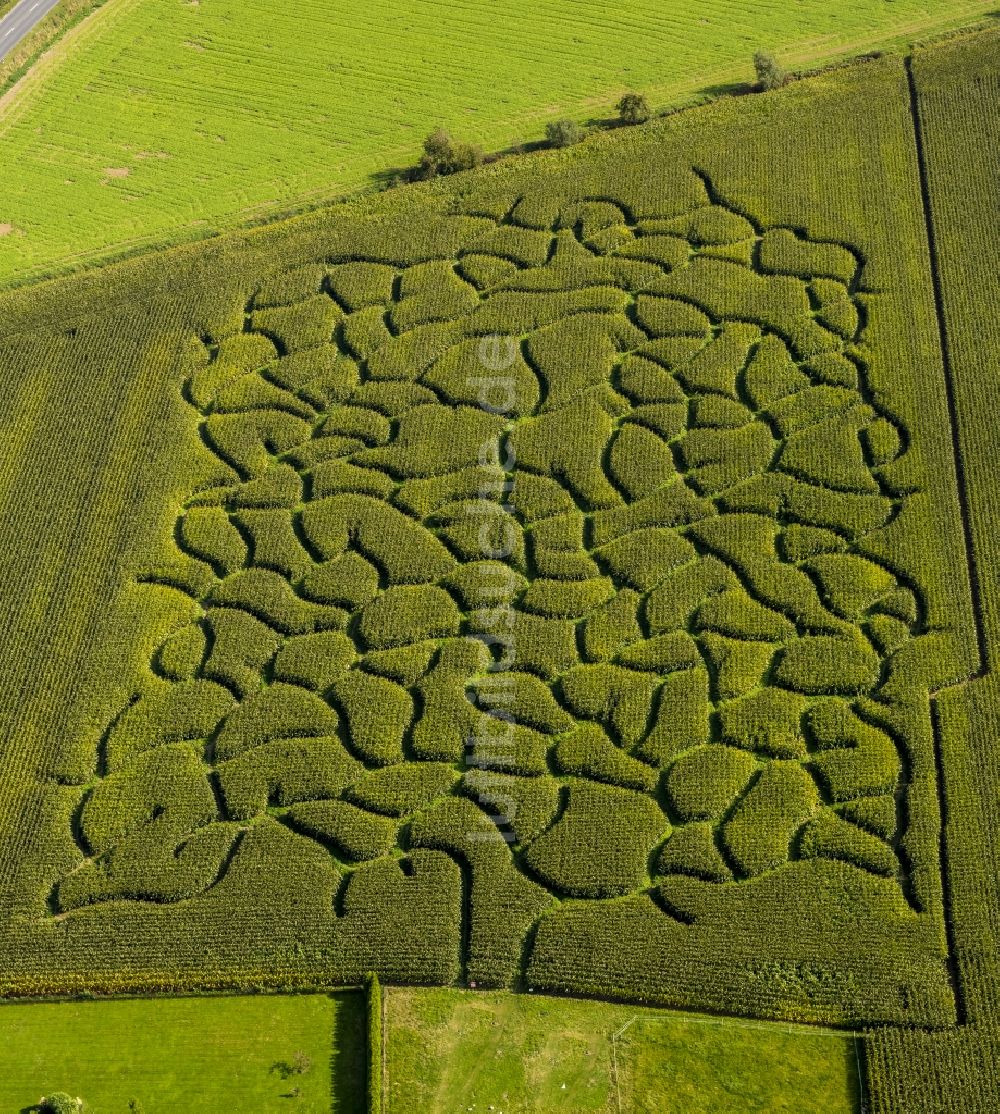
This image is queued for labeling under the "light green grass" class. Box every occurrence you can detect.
[616,1016,860,1113]
[0,0,993,284]
[385,988,860,1114]
[0,992,366,1112]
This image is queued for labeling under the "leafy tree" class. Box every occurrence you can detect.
[422,127,453,166]
[272,1050,315,1080]
[753,51,786,91]
[40,1095,83,1114]
[616,92,650,125]
[415,129,483,179]
[545,118,585,148]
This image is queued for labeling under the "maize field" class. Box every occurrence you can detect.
[0,28,997,1114]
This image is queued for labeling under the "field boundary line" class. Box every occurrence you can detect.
[380,980,388,1114]
[853,1032,867,1114]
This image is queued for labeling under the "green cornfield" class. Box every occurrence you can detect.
[0,24,997,1114]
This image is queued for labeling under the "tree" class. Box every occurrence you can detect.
[753,51,786,91]
[446,141,483,174]
[545,118,584,148]
[415,129,484,179]
[617,92,650,125]
[272,1051,315,1080]
[40,1095,83,1114]
[422,127,453,168]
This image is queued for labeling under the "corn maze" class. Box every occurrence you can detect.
[0,35,997,1112]
[34,147,960,1018]
[57,176,920,926]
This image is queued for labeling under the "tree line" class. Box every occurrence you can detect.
[409,52,787,181]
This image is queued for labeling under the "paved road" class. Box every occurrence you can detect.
[0,0,61,61]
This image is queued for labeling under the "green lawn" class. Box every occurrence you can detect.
[616,1016,860,1113]
[385,988,860,1114]
[0,0,992,284]
[0,992,366,1112]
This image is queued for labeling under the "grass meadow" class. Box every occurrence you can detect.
[0,992,366,1111]
[385,988,860,1113]
[0,0,993,283]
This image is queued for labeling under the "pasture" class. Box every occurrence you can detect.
[0,0,993,283]
[385,988,860,1113]
[0,992,366,1111]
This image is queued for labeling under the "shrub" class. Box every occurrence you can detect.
[545,118,584,148]
[753,50,786,91]
[272,1050,314,1080]
[415,128,484,179]
[616,91,651,124]
[40,1094,83,1114]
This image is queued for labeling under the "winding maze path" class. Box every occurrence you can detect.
[54,170,942,988]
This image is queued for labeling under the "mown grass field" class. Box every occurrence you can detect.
[0,25,996,1114]
[386,988,860,1113]
[0,992,366,1111]
[0,0,994,283]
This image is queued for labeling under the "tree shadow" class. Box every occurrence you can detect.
[491,137,550,160]
[369,165,414,191]
[330,991,369,1111]
[701,79,752,98]
[583,114,629,130]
